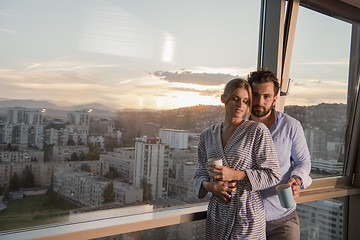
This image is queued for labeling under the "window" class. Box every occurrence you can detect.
[285,6,352,178]
[0,0,261,231]
[298,197,347,240]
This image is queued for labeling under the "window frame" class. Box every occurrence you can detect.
[1,1,360,239]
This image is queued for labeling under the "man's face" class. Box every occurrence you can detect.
[251,82,277,118]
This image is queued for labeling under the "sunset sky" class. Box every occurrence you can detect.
[0,0,352,110]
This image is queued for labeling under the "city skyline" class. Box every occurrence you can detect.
[0,0,352,110]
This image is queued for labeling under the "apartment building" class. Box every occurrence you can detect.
[100,147,135,183]
[53,167,143,206]
[134,137,169,199]
[159,129,189,150]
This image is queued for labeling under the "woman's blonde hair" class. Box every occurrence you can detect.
[222,78,252,120]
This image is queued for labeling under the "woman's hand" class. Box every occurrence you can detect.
[208,164,248,182]
[203,180,236,203]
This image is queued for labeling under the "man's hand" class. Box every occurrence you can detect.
[208,164,248,182]
[287,178,301,200]
[203,180,236,203]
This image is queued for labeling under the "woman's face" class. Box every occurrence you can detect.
[224,87,249,119]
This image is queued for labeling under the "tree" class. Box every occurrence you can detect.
[102,182,115,204]
[80,163,91,172]
[70,152,79,161]
[87,147,101,160]
[140,178,152,201]
[104,167,120,179]
[9,172,20,191]
[105,136,118,152]
[43,143,54,162]
[67,138,76,146]
[45,191,63,207]
[20,166,35,188]
[79,152,86,161]
[78,139,85,146]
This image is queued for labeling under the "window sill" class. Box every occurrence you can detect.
[298,185,360,203]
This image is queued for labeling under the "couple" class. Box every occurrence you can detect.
[193,68,312,239]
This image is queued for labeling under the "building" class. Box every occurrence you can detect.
[167,149,197,199]
[134,137,169,199]
[12,123,28,147]
[0,159,109,189]
[0,151,30,164]
[68,110,90,126]
[100,147,135,183]
[0,123,13,144]
[45,128,59,145]
[327,141,345,162]
[0,108,45,149]
[28,124,44,149]
[88,135,105,149]
[53,167,143,207]
[311,159,343,174]
[52,145,89,161]
[159,128,189,150]
[297,199,344,240]
[305,127,327,160]
[7,107,43,125]
[168,161,197,199]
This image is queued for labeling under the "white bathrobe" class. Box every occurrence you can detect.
[194,120,281,240]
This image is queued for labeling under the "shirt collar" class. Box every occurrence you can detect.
[269,109,279,131]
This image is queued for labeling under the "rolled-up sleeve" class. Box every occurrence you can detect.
[290,121,312,189]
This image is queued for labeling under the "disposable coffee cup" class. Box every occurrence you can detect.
[207,158,222,177]
[276,184,295,209]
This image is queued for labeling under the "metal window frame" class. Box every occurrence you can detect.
[258,0,360,183]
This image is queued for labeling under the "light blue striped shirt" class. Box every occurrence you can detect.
[261,111,312,221]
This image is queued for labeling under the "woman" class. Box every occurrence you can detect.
[193,78,281,239]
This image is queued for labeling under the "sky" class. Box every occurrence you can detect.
[0,0,353,110]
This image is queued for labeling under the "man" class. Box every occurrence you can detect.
[248,68,312,240]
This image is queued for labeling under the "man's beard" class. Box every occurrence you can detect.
[252,104,274,117]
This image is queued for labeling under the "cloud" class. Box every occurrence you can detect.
[291,78,324,87]
[0,28,18,34]
[152,70,237,86]
[286,78,347,106]
[26,63,44,70]
[295,60,348,65]
[170,86,221,97]
[25,61,117,71]
[116,79,133,85]
[0,69,13,73]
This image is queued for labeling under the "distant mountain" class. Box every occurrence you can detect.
[0,99,59,109]
[0,99,117,118]
[70,103,116,111]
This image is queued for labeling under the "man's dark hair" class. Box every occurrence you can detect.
[247,68,280,96]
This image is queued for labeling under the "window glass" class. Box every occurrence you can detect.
[297,197,347,240]
[0,196,349,240]
[98,220,207,240]
[92,196,348,240]
[0,0,261,231]
[285,7,352,178]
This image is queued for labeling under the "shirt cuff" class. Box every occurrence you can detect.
[291,175,303,187]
